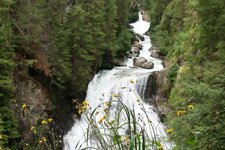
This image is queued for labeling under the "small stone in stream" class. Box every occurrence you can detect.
[128,53,139,58]
[132,46,141,53]
[149,46,160,53]
[150,52,159,58]
[136,34,145,41]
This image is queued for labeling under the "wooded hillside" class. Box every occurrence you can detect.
[146,0,225,149]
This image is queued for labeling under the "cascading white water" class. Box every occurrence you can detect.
[64,12,172,150]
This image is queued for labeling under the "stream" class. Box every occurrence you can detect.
[64,12,172,150]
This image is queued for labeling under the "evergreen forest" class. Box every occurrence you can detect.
[0,0,225,149]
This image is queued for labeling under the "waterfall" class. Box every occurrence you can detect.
[64,12,172,150]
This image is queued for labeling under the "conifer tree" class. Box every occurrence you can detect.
[0,0,18,148]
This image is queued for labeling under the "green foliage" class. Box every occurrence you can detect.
[167,64,179,83]
[14,0,49,55]
[195,0,225,53]
[115,29,133,58]
[149,0,225,149]
[0,0,148,148]
[0,0,19,148]
[49,0,134,96]
[0,108,18,149]
[146,0,172,29]
[150,0,189,55]
[128,4,139,23]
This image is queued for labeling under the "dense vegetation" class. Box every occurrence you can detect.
[1,0,224,149]
[0,0,18,148]
[0,0,138,149]
[147,0,225,149]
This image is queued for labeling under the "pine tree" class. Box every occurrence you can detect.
[0,0,18,148]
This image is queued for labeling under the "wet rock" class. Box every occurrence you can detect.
[144,70,172,122]
[141,11,150,22]
[141,61,154,69]
[133,57,154,69]
[144,73,157,100]
[150,52,159,58]
[149,46,160,53]
[114,58,126,66]
[136,34,145,41]
[133,41,142,50]
[133,57,147,66]
[132,47,141,54]
[128,53,139,58]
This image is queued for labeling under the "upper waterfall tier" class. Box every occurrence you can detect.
[130,12,150,35]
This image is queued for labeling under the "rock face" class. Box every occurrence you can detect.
[144,73,157,100]
[13,53,74,148]
[144,69,172,122]
[13,76,50,142]
[133,57,154,69]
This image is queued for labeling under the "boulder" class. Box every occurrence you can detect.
[141,11,150,22]
[133,57,154,69]
[132,46,141,54]
[131,40,142,54]
[141,61,154,69]
[133,57,147,66]
[133,41,142,50]
[136,34,145,41]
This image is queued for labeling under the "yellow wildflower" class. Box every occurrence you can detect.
[188,104,194,109]
[112,93,118,98]
[39,140,43,144]
[105,102,110,106]
[122,135,129,142]
[166,128,173,134]
[48,118,53,123]
[22,103,27,109]
[31,126,35,131]
[98,118,104,124]
[158,145,164,150]
[104,108,108,113]
[176,110,185,116]
[77,101,89,115]
[33,129,37,135]
[42,137,47,142]
[41,120,47,125]
[82,101,88,105]
[78,109,83,114]
[129,79,134,83]
[98,115,106,124]
[81,105,87,110]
